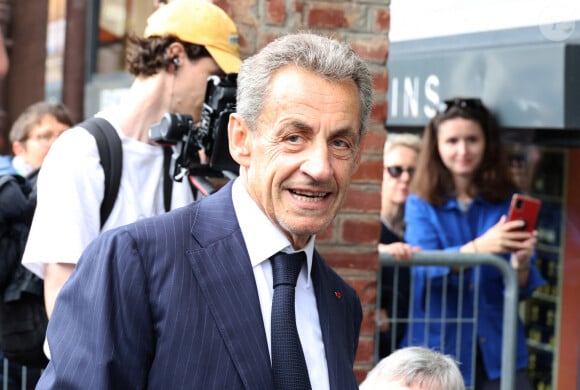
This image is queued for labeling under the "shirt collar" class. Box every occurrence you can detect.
[443,194,485,210]
[232,179,314,284]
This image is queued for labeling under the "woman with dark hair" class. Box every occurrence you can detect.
[401,98,545,389]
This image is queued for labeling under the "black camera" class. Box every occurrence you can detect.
[149,73,239,182]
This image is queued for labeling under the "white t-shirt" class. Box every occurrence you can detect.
[21,114,194,279]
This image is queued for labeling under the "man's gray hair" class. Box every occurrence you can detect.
[360,346,465,390]
[236,32,373,139]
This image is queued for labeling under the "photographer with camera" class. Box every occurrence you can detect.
[149,72,239,194]
[21,0,241,321]
[35,32,372,389]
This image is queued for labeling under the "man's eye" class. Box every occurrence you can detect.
[287,134,302,143]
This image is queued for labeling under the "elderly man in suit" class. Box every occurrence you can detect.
[36,31,373,390]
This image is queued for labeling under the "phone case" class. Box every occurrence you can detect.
[507,194,541,233]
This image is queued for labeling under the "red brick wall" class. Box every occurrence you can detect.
[216,0,390,382]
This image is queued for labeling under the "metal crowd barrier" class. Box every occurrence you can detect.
[376,251,519,390]
[3,358,26,390]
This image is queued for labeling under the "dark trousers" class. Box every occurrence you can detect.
[475,349,533,390]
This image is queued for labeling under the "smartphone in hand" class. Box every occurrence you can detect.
[507,194,541,233]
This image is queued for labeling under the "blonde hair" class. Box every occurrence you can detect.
[383,132,422,158]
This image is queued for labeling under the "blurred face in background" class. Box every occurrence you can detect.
[436,117,485,182]
[381,144,418,207]
[12,114,70,169]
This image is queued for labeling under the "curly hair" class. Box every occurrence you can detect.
[125,34,212,77]
[411,98,517,205]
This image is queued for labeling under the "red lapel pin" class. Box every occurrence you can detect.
[334,291,342,299]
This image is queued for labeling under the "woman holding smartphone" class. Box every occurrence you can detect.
[401,97,545,389]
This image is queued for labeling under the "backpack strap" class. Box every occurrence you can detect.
[80,118,123,229]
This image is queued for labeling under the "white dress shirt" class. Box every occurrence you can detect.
[232,179,330,390]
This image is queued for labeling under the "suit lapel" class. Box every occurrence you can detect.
[186,183,273,389]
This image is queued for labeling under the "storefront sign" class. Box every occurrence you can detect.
[386,43,580,129]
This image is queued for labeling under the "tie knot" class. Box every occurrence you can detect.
[271,251,305,288]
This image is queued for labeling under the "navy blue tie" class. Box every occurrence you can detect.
[270,251,312,390]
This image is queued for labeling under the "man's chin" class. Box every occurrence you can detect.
[288,220,330,237]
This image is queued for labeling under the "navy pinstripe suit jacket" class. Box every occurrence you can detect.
[37,181,362,389]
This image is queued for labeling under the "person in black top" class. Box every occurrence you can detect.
[378,132,421,358]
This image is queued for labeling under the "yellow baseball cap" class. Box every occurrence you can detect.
[144,0,242,74]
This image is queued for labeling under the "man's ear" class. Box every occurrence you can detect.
[12,141,25,156]
[166,42,185,73]
[228,113,251,167]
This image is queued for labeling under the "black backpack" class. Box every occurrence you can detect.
[0,117,122,367]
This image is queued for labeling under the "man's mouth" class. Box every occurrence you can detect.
[290,189,329,202]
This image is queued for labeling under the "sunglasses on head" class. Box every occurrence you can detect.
[385,166,415,179]
[437,98,483,114]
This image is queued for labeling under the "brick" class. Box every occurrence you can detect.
[343,187,381,213]
[307,7,347,29]
[343,218,381,244]
[256,31,281,50]
[212,0,232,14]
[355,336,375,364]
[321,248,378,272]
[306,4,365,30]
[373,68,389,93]
[374,7,390,33]
[293,1,304,13]
[350,38,389,64]
[352,157,383,182]
[264,0,285,25]
[372,100,387,124]
[360,127,387,155]
[360,307,378,336]
[348,276,378,305]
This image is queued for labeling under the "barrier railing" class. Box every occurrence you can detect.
[2,358,43,389]
[3,358,27,390]
[376,251,519,390]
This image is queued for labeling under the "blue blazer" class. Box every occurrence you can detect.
[37,181,362,389]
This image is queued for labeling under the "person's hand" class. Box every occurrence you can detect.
[378,309,390,332]
[510,230,537,270]
[473,215,535,254]
[378,242,419,261]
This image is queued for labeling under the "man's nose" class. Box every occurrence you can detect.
[301,143,332,180]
